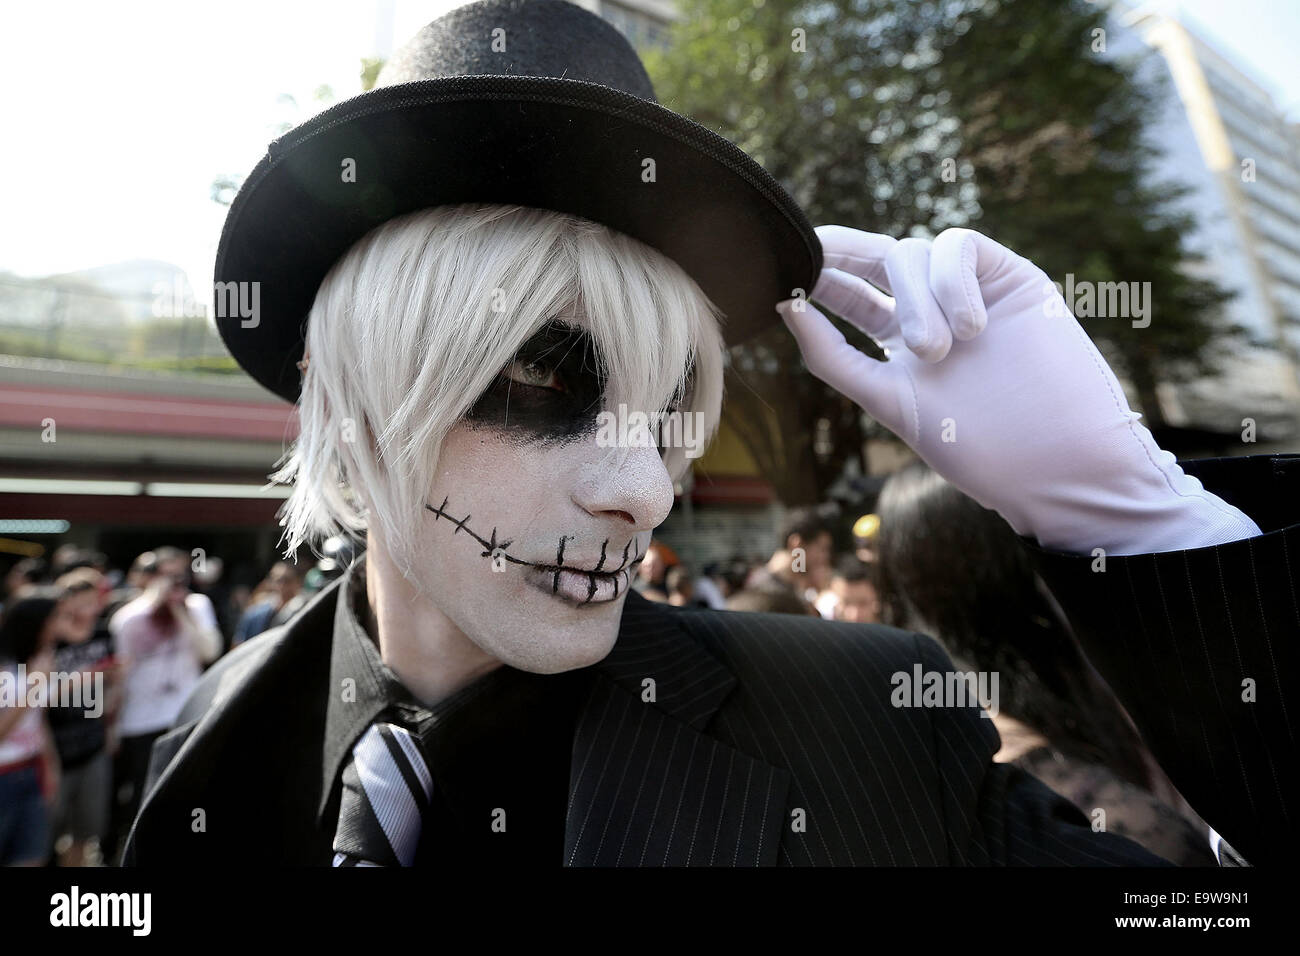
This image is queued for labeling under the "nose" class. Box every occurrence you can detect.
[572,442,676,531]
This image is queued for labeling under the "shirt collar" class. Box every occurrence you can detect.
[318,552,429,823]
[317,552,520,824]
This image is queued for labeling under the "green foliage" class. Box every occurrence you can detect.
[645,0,1243,500]
[0,273,236,375]
[926,0,1243,420]
[361,57,386,92]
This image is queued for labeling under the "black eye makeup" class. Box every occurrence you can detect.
[462,319,608,443]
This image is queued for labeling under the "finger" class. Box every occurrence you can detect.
[885,237,953,362]
[811,267,899,343]
[814,225,897,294]
[776,299,900,427]
[929,228,993,341]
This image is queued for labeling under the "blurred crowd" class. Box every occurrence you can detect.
[0,537,355,866]
[633,507,881,623]
[2,467,1218,865]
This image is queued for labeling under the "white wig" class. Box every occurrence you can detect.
[273,203,727,575]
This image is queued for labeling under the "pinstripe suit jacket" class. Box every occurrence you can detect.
[122,570,1167,866]
[1031,453,1300,868]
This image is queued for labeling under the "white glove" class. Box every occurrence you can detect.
[778,226,1261,556]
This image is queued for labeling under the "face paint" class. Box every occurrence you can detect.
[461,320,607,444]
[425,496,644,605]
[462,318,689,459]
[383,308,686,675]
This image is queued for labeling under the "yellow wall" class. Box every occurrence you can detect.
[693,419,761,477]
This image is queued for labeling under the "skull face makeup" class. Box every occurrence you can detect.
[401,408,674,676]
[274,203,726,697]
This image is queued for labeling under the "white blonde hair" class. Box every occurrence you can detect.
[273,203,727,575]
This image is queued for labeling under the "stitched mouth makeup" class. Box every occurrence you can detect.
[425,496,644,607]
[523,564,635,606]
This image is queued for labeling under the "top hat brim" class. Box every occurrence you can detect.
[215,75,823,403]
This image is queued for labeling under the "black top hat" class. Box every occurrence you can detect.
[215,0,822,402]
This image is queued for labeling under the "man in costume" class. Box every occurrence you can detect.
[123,0,1295,866]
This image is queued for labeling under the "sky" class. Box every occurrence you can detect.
[0,0,1296,293]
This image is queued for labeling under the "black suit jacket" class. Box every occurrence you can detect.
[1031,454,1300,867]
[123,580,1167,866]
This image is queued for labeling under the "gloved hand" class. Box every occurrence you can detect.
[778,226,1261,556]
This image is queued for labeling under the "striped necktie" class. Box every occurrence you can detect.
[332,721,433,867]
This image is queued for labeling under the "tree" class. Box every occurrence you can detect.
[924,0,1242,431]
[643,0,943,504]
[643,0,1243,502]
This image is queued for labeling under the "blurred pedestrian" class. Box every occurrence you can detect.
[815,555,881,623]
[101,550,159,625]
[0,587,64,866]
[108,548,220,858]
[192,556,238,654]
[47,569,117,867]
[1,558,47,611]
[726,585,820,616]
[633,541,675,602]
[746,506,835,606]
[875,464,1217,866]
[665,564,709,608]
[233,561,304,646]
[693,563,729,609]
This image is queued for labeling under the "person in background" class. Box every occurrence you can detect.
[0,587,64,866]
[722,558,754,600]
[1,558,47,612]
[726,585,821,616]
[874,463,1218,866]
[815,555,881,624]
[633,541,674,602]
[48,547,105,581]
[178,555,224,665]
[233,561,304,647]
[265,561,309,629]
[101,551,159,625]
[108,548,220,859]
[665,564,710,608]
[746,507,836,607]
[47,569,119,867]
[192,556,238,655]
[693,563,729,610]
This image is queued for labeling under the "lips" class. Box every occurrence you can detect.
[525,563,636,606]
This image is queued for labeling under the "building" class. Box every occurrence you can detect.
[0,355,295,585]
[1112,1,1300,445]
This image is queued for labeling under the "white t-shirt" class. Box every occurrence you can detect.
[185,592,219,637]
[0,663,47,767]
[111,596,204,737]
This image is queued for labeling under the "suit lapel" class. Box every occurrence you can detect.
[564,592,789,866]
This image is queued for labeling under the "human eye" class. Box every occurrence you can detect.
[505,357,566,393]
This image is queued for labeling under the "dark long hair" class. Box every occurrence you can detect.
[874,463,1153,789]
[0,586,64,665]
